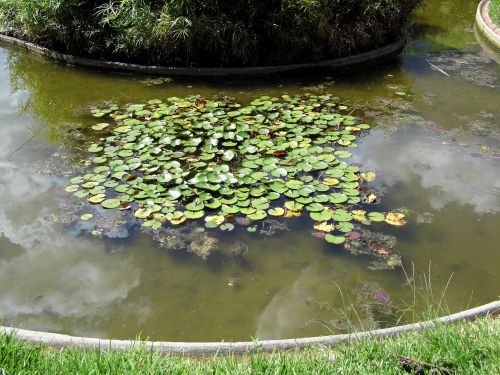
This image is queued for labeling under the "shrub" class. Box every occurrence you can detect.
[0,0,421,67]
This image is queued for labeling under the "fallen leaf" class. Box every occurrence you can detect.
[313,222,335,232]
[385,212,407,226]
[360,171,376,182]
[362,192,378,204]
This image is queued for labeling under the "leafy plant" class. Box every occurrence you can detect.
[66,93,406,248]
[0,0,422,66]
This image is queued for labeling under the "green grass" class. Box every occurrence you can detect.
[1,317,499,374]
[0,0,421,67]
[490,0,500,26]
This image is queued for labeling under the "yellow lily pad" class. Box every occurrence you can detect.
[385,212,407,226]
[360,171,376,182]
[313,222,335,232]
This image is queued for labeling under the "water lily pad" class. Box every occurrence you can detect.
[268,207,285,216]
[310,210,332,221]
[385,212,407,226]
[143,220,162,229]
[325,234,346,245]
[88,144,103,153]
[271,167,288,177]
[247,210,267,221]
[334,150,352,159]
[88,194,106,204]
[101,199,121,209]
[74,190,89,198]
[205,215,224,225]
[92,123,110,131]
[313,222,335,232]
[330,193,348,204]
[336,222,354,233]
[268,181,288,193]
[220,223,235,231]
[185,201,204,211]
[222,150,236,161]
[368,212,385,222]
[80,214,93,221]
[360,171,376,182]
[65,185,80,193]
[284,201,303,212]
[285,179,304,190]
[185,210,204,219]
[306,203,324,212]
[70,177,84,184]
[135,208,153,219]
[331,209,352,222]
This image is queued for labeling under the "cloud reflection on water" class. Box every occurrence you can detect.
[353,128,500,214]
[0,162,143,327]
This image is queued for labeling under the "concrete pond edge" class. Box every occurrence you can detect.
[476,0,500,50]
[0,33,405,78]
[1,301,499,356]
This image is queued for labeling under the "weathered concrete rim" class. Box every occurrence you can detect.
[1,301,499,356]
[0,33,405,78]
[476,0,500,50]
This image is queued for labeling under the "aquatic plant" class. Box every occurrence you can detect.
[66,94,406,247]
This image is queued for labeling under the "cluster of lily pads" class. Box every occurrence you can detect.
[66,94,406,246]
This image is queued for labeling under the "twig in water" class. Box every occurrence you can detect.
[426,60,450,77]
[347,105,358,116]
[6,124,41,160]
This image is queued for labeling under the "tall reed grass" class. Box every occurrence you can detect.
[0,0,421,67]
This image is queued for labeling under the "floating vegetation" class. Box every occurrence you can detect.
[345,228,401,270]
[66,94,406,249]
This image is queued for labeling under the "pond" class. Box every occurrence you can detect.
[0,0,498,342]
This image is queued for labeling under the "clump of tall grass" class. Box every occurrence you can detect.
[0,0,421,67]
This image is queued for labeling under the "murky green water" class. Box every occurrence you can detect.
[0,0,499,341]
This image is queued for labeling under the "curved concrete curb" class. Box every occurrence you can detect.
[1,301,499,356]
[0,33,405,78]
[476,0,500,50]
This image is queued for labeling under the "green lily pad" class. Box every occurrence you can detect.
[368,212,385,222]
[336,222,354,233]
[91,123,109,131]
[285,179,304,190]
[331,209,353,222]
[247,210,267,221]
[80,214,93,221]
[101,199,121,209]
[185,201,204,211]
[330,193,348,204]
[325,234,346,245]
[284,201,303,211]
[268,207,285,216]
[88,194,106,204]
[310,210,332,221]
[88,144,103,153]
[185,210,204,219]
[143,220,162,229]
[306,203,324,212]
[222,150,236,161]
[220,223,235,231]
[65,185,80,193]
